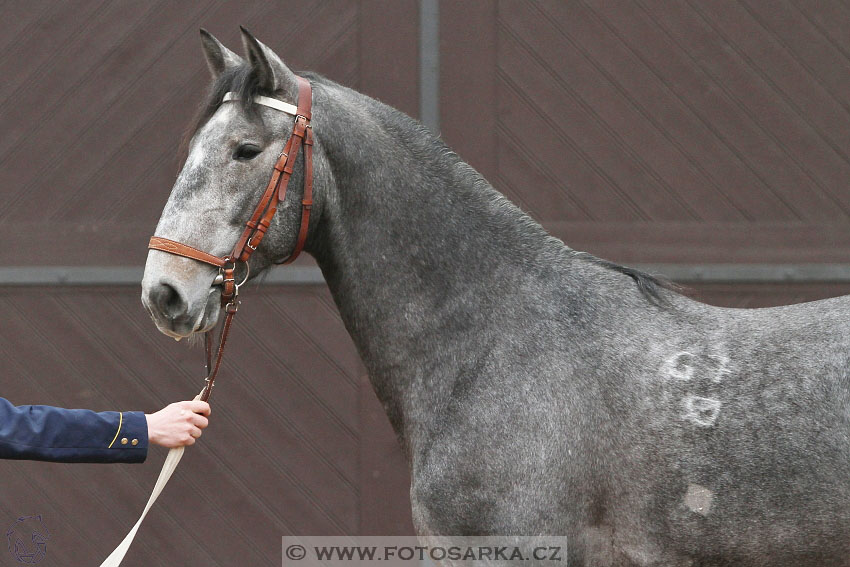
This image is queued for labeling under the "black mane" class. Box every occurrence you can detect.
[189,64,264,139]
[570,250,678,304]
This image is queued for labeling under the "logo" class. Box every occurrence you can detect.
[6,515,50,564]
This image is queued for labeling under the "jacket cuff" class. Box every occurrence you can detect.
[107,411,149,463]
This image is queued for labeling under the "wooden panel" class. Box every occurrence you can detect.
[359,374,415,535]
[686,282,850,308]
[537,0,789,221]
[547,222,850,264]
[440,0,850,264]
[440,1,498,178]
[0,285,413,565]
[635,0,850,218]
[0,3,417,563]
[0,0,418,266]
[360,0,420,119]
[5,3,850,562]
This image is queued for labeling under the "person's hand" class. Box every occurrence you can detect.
[145,400,211,448]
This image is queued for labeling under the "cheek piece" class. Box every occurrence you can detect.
[147,75,314,402]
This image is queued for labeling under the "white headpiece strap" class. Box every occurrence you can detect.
[222,92,298,116]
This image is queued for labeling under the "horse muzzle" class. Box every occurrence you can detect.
[141,249,227,339]
[142,278,222,339]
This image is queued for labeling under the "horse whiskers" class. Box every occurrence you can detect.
[186,332,205,348]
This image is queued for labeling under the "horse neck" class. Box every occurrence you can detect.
[308,90,571,449]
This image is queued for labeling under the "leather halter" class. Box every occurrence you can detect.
[147,76,314,402]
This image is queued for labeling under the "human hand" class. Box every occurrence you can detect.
[145,400,211,448]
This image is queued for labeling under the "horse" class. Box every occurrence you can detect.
[141,28,850,566]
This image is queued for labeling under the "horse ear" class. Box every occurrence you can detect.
[199,29,242,79]
[239,26,299,101]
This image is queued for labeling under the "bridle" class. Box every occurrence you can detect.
[147,75,314,402]
[101,76,315,567]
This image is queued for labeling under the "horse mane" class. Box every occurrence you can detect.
[569,250,678,305]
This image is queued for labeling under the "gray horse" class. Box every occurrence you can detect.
[142,29,850,566]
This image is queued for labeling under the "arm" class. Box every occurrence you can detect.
[0,398,211,463]
[0,398,148,463]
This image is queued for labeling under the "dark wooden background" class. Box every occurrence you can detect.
[2,1,850,565]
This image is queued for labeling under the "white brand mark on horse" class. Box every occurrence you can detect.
[661,352,696,381]
[682,395,722,427]
[707,354,733,383]
[684,484,714,516]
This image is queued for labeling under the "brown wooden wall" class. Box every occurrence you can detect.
[441,1,850,268]
[0,285,414,566]
[0,0,419,267]
[2,1,850,565]
[0,2,417,565]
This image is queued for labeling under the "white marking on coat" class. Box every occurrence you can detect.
[184,145,206,171]
[682,395,722,427]
[684,484,714,516]
[661,352,696,381]
[707,353,733,383]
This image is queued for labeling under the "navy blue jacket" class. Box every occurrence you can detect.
[0,398,148,463]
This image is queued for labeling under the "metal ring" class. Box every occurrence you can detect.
[234,261,250,289]
[211,259,249,288]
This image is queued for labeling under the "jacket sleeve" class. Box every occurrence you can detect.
[0,397,148,463]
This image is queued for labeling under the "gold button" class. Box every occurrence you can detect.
[131,439,139,446]
[121,438,128,445]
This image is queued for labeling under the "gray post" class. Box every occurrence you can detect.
[419,0,440,135]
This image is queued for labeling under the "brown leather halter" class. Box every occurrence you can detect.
[148,76,314,402]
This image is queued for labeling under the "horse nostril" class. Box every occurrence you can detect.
[149,281,188,321]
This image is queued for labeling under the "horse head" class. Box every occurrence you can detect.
[142,28,319,339]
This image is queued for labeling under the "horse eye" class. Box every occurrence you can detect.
[233,143,262,161]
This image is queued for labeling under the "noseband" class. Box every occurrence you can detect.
[147,76,314,402]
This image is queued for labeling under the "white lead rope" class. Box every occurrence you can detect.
[99,446,185,566]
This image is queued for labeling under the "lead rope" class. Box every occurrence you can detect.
[101,300,238,567]
[99,445,185,566]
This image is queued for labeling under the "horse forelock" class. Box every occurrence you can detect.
[181,63,293,157]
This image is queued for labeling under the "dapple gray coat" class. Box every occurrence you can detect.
[142,29,850,566]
